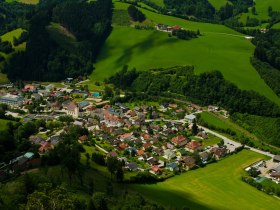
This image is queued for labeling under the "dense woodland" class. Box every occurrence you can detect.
[107,66,280,117]
[253,30,280,71]
[4,0,112,81]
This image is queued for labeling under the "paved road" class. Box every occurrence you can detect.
[145,118,275,158]
[200,126,274,158]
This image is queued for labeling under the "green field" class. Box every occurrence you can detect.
[5,0,39,4]
[131,150,279,210]
[208,0,230,10]
[91,2,280,105]
[239,0,280,23]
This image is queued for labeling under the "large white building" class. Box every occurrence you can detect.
[0,94,24,107]
[66,102,79,118]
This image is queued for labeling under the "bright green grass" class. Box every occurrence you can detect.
[91,2,280,106]
[131,150,279,210]
[208,0,230,10]
[272,22,280,29]
[0,28,26,58]
[149,0,164,7]
[5,0,39,4]
[239,0,280,23]
[201,133,222,147]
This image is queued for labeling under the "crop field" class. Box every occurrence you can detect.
[131,150,279,210]
[91,2,280,105]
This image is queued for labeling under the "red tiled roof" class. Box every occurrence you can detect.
[137,150,145,156]
[172,135,186,144]
[79,135,88,142]
[143,142,152,149]
[119,143,128,150]
[150,165,160,172]
[186,140,201,150]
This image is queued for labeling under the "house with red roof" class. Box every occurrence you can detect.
[186,140,202,152]
[150,165,161,175]
[171,135,188,147]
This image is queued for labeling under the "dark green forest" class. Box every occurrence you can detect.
[4,0,113,81]
[107,66,280,117]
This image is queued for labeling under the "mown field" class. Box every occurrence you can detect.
[91,2,280,105]
[131,150,279,210]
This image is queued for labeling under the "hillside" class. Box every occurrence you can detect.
[239,0,280,24]
[91,1,280,105]
[132,150,280,210]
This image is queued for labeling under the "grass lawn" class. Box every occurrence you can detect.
[208,0,230,10]
[91,2,280,106]
[201,133,222,147]
[5,0,39,4]
[130,150,279,210]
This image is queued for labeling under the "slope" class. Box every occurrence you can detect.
[131,150,280,210]
[91,2,280,105]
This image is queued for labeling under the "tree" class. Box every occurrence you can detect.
[103,86,114,99]
[106,157,119,179]
[192,120,198,135]
[116,166,124,182]
[92,192,107,210]
[251,6,256,15]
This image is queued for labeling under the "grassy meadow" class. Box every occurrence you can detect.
[131,150,279,210]
[91,2,280,105]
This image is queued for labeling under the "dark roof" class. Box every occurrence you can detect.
[273,155,280,162]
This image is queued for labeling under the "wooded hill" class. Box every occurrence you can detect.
[4,0,112,81]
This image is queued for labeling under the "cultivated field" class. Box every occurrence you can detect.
[91,2,280,105]
[131,150,280,210]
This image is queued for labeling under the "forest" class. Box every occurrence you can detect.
[4,0,112,81]
[253,30,280,71]
[107,66,280,117]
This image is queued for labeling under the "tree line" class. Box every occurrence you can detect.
[107,66,280,117]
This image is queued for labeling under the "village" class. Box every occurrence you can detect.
[0,80,278,183]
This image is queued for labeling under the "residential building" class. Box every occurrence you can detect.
[0,94,24,107]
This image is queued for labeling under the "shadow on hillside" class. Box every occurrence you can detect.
[114,31,158,68]
[130,183,227,210]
